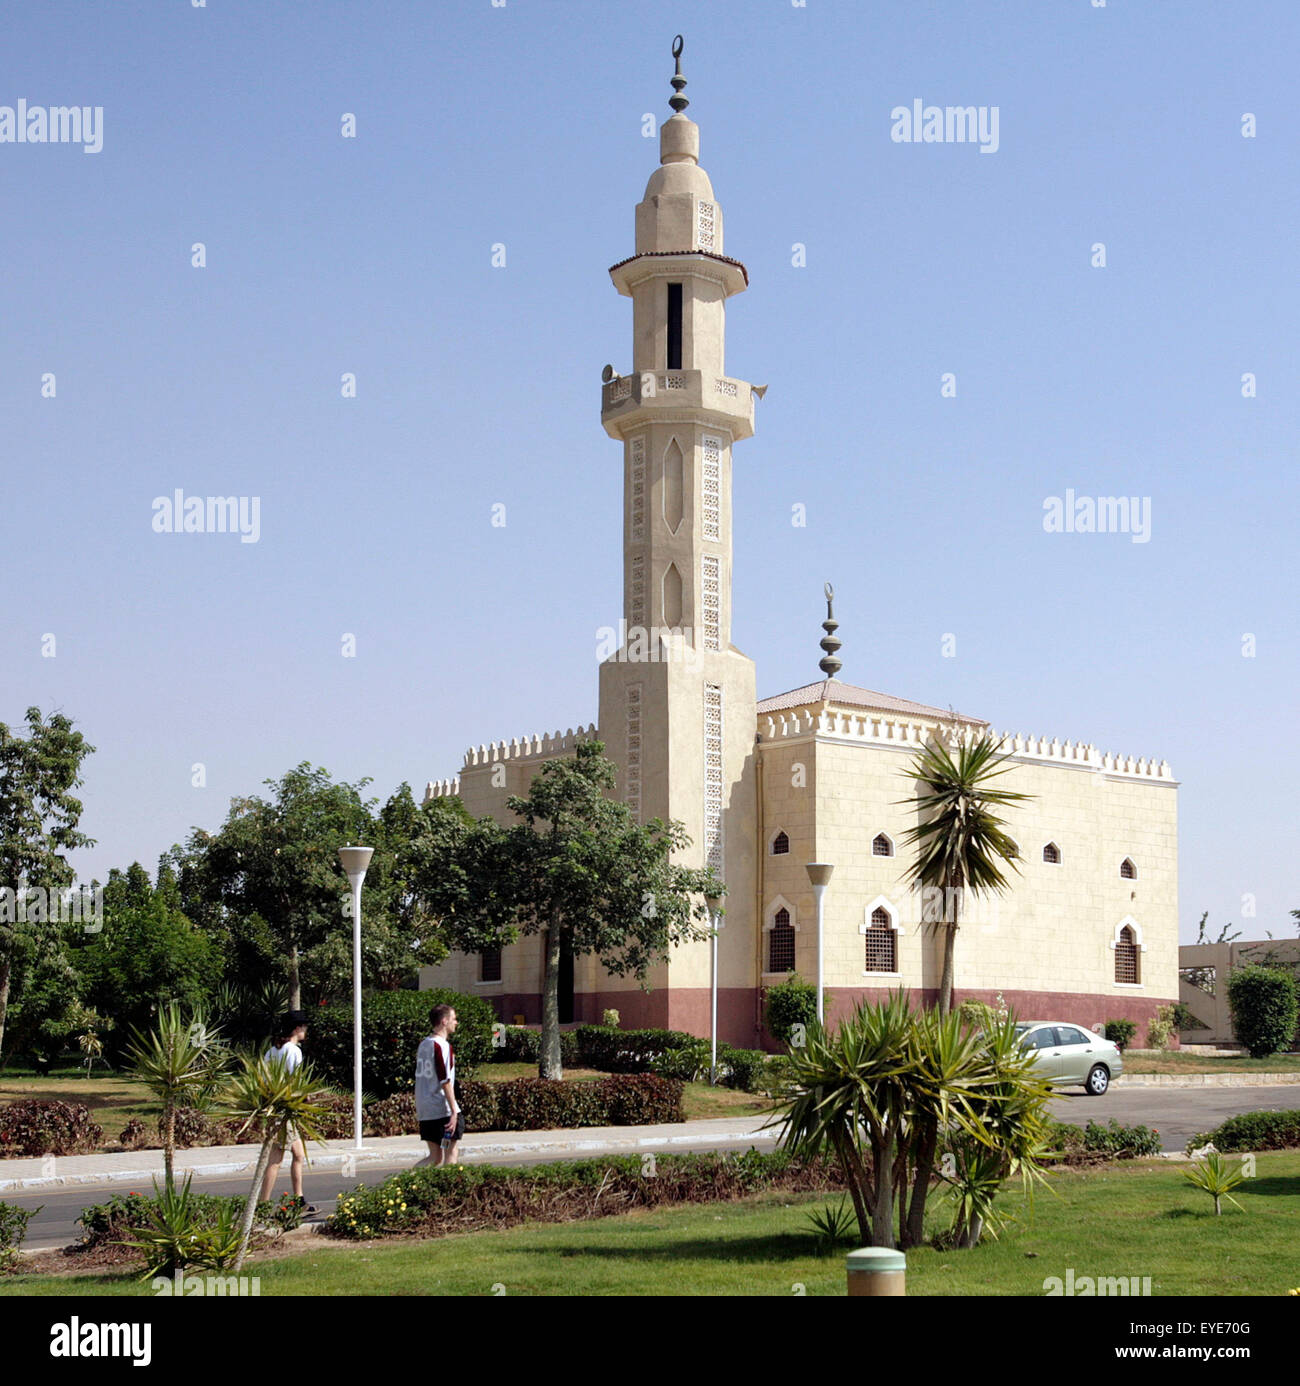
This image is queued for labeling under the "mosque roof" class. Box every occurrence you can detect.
[755,678,986,725]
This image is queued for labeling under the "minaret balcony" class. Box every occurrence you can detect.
[601,368,753,441]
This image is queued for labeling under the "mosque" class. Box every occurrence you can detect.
[418,42,1179,1047]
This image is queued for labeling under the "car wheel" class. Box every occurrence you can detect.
[1085,1064,1110,1096]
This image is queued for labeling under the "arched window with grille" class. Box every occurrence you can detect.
[768,907,795,972]
[863,905,897,973]
[1043,842,1061,864]
[480,946,502,983]
[1120,858,1137,880]
[771,831,790,856]
[1114,925,1140,984]
[872,833,893,857]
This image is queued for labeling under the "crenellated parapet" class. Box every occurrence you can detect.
[460,722,598,770]
[423,777,461,802]
[758,710,1174,781]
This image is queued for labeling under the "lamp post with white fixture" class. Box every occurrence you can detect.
[337,844,374,1151]
[805,862,834,1025]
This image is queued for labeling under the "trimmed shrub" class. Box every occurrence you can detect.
[1186,1109,1300,1155]
[1047,1119,1162,1163]
[719,1047,768,1093]
[326,1149,840,1240]
[1104,1019,1137,1051]
[956,999,1000,1031]
[1146,1004,1178,1051]
[1226,966,1299,1059]
[0,1199,36,1274]
[764,973,817,1047]
[573,1025,698,1072]
[311,989,496,1097]
[118,1117,150,1151]
[171,1106,220,1150]
[363,1092,419,1138]
[601,1009,621,1028]
[597,1074,683,1126]
[490,1026,576,1067]
[0,1099,103,1157]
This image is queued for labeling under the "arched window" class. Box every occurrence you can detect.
[768,907,795,972]
[480,947,502,983]
[863,906,897,973]
[771,831,790,856]
[1043,842,1061,864]
[1120,858,1136,880]
[1114,925,1140,984]
[872,833,893,857]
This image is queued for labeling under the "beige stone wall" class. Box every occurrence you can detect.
[756,724,1179,1011]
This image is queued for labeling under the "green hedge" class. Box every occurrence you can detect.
[310,989,496,1098]
[1186,1109,1300,1154]
[490,1026,577,1067]
[573,1025,700,1072]
[1226,966,1300,1059]
[1046,1118,1162,1162]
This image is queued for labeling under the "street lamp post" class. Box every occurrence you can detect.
[705,891,724,1083]
[338,844,374,1151]
[805,862,834,1025]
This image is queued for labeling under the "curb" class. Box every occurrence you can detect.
[0,1127,777,1194]
[1113,1073,1300,1089]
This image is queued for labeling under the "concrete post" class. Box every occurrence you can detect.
[846,1246,906,1296]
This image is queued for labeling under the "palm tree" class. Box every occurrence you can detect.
[898,729,1031,1015]
[123,1003,229,1191]
[222,1052,334,1273]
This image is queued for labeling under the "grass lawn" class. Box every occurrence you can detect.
[1124,1052,1300,1074]
[6,1152,1298,1297]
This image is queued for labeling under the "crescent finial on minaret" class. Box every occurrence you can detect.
[670,35,689,114]
[819,583,842,678]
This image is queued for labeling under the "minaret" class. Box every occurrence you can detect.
[596,38,758,1038]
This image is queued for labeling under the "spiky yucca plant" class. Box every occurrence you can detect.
[221,1053,335,1272]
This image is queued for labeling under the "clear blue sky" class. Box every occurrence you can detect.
[3,1,1296,943]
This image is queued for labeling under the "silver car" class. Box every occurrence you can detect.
[1014,1022,1123,1095]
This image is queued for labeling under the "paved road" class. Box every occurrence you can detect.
[12,1085,1298,1253]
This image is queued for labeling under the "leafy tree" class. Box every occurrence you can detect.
[898,730,1030,1016]
[413,742,721,1079]
[74,864,221,1058]
[183,770,453,1008]
[185,764,374,1008]
[0,707,96,1058]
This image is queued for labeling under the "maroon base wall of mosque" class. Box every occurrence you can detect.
[476,986,1179,1050]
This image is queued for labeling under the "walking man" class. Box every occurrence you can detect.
[260,1010,314,1210]
[414,1004,463,1167]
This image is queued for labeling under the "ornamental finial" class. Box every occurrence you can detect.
[669,35,689,114]
[819,583,842,678]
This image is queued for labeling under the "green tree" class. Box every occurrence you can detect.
[1226,965,1299,1059]
[898,730,1030,1016]
[413,742,721,1079]
[75,863,221,1057]
[0,707,96,1058]
[186,764,374,1008]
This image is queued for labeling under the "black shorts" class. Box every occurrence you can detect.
[419,1113,464,1144]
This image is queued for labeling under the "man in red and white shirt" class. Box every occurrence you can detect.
[414,1004,462,1167]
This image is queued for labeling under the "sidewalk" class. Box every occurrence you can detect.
[0,1115,781,1194]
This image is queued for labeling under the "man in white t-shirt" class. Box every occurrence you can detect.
[413,1004,462,1167]
[260,1010,311,1208]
